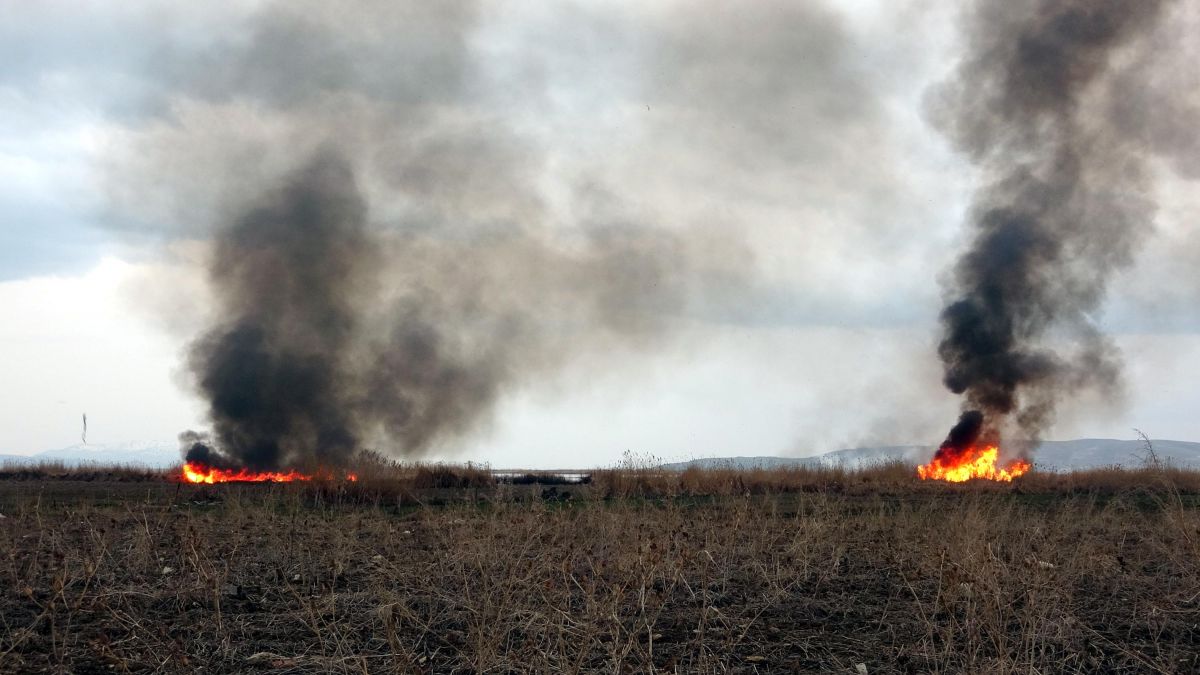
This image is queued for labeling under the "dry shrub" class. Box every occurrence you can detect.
[409,463,494,489]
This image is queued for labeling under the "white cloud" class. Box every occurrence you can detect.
[0,258,205,454]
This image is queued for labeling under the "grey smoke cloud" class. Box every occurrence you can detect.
[645,0,876,167]
[103,0,770,469]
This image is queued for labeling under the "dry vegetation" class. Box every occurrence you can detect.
[0,461,166,483]
[1,462,1199,673]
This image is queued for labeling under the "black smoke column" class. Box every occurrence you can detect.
[931,0,1174,454]
[183,152,372,470]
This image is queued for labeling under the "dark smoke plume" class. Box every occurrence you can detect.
[928,0,1177,457]
[183,153,372,470]
[180,144,728,471]
[154,0,752,471]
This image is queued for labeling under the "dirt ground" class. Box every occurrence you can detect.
[1,478,1198,673]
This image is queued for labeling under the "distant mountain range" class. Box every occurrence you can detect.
[661,439,1200,472]
[2,438,1199,472]
[0,441,180,468]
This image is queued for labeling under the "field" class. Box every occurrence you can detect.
[2,463,1199,673]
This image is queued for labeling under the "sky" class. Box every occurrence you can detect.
[1,0,1198,468]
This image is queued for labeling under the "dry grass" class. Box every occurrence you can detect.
[0,460,168,482]
[1,464,1198,673]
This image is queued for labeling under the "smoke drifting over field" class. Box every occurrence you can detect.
[929,0,1184,451]
[183,148,723,469]
[87,0,1198,470]
[122,1,753,470]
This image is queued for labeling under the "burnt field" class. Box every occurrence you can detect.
[2,466,1199,674]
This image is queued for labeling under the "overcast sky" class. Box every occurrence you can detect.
[1,0,1198,467]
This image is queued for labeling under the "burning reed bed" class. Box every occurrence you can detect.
[1,467,1198,673]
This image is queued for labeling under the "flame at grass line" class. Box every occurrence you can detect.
[181,462,358,484]
[916,445,1031,483]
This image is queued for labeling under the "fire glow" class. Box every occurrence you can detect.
[181,462,358,484]
[916,445,1031,483]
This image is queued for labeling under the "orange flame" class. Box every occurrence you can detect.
[181,462,358,484]
[917,445,1031,482]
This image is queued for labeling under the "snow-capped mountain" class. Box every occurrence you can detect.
[3,441,179,468]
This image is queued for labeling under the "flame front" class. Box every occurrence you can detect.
[181,462,357,484]
[917,445,1031,482]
